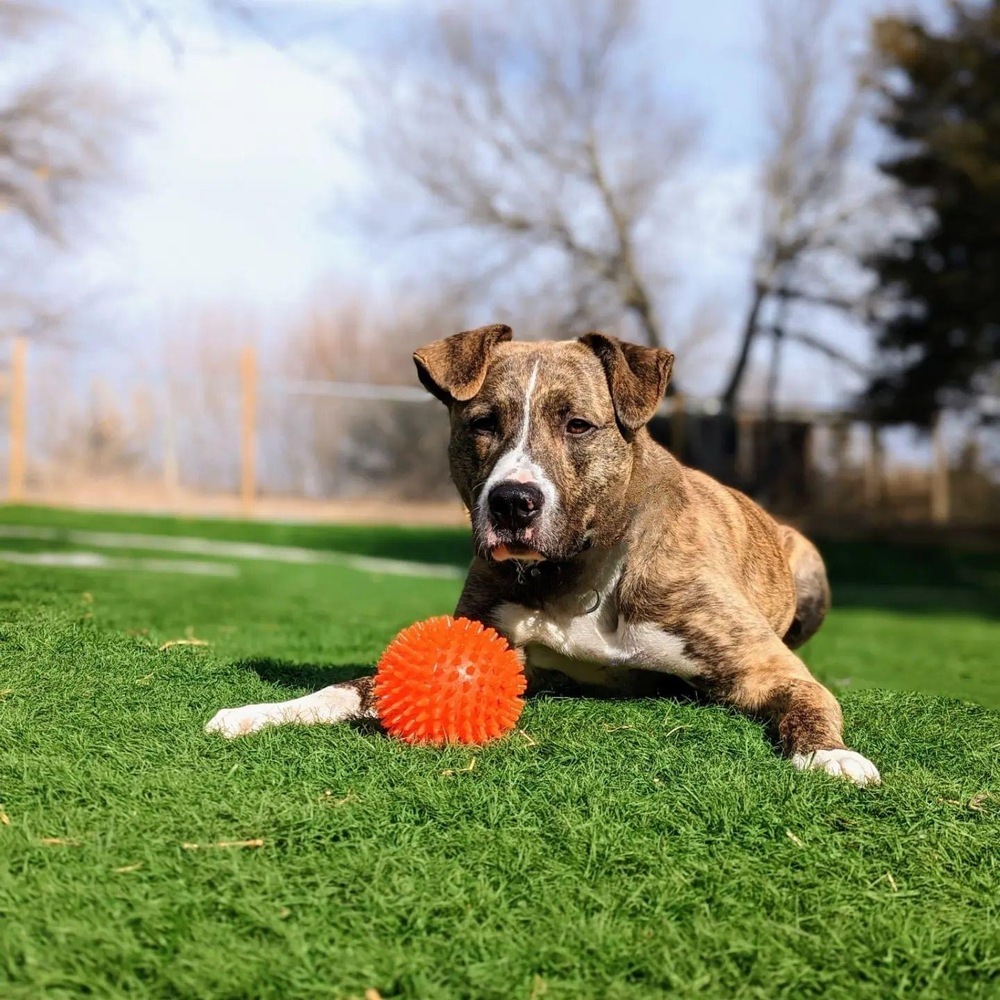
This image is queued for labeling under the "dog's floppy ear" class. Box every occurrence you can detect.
[579,332,673,431]
[413,324,513,404]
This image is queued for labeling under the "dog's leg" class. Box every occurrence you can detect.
[704,630,880,786]
[779,525,832,649]
[205,676,376,738]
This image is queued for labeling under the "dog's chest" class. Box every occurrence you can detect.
[494,561,700,684]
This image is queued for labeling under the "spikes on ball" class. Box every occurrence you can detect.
[374,615,526,745]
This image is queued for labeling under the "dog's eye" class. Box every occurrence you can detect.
[469,413,498,436]
[566,418,596,436]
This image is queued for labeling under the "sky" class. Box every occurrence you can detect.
[71,2,365,310]
[30,0,908,407]
[79,0,765,307]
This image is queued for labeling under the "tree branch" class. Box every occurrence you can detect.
[777,328,870,376]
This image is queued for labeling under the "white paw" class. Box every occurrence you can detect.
[205,704,283,738]
[792,748,881,786]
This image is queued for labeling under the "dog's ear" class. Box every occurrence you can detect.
[579,332,673,431]
[413,324,513,404]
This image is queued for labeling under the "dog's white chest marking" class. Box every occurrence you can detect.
[495,555,700,681]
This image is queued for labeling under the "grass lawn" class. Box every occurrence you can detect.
[0,505,998,999]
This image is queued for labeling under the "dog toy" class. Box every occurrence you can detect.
[374,615,526,745]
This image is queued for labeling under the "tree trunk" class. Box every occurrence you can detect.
[623,276,678,395]
[720,282,766,412]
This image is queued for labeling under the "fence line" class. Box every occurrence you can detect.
[0,336,994,527]
[6,336,26,503]
[931,415,951,524]
[267,379,432,402]
[239,345,258,515]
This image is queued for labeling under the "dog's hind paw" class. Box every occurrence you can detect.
[791,748,881,786]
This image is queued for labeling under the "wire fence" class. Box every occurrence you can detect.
[1,336,997,531]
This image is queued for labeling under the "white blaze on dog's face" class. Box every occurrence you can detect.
[414,326,673,564]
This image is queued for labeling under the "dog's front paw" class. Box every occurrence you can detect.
[205,704,282,738]
[791,748,881,786]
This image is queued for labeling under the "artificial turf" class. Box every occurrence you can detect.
[0,506,997,998]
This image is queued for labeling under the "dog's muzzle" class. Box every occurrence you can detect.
[487,482,544,532]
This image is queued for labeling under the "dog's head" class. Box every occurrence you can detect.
[414,325,673,564]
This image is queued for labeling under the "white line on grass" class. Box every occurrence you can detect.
[0,526,465,580]
[0,549,239,577]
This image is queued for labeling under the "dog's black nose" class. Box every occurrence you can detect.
[487,482,544,531]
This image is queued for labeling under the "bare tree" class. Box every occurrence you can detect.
[0,2,138,336]
[720,0,886,414]
[346,0,700,361]
[278,292,466,499]
[129,0,888,414]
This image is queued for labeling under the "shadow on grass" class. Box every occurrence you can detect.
[236,657,374,691]
[6,502,996,618]
[238,657,700,703]
[228,657,855,756]
[0,504,476,568]
[235,658,385,736]
[308,528,1000,620]
[814,535,1000,619]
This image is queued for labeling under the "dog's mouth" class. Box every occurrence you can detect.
[482,522,549,563]
[489,541,547,563]
[479,522,596,566]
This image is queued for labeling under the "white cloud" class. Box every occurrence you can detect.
[81,14,363,318]
[61,0,887,414]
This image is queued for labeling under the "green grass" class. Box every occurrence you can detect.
[0,506,998,998]
[0,504,473,567]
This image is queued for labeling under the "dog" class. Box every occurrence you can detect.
[206,325,880,786]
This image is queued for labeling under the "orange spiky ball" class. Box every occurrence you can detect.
[374,615,526,745]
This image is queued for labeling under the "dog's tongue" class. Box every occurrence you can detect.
[491,544,545,563]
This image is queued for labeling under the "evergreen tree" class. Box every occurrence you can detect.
[866,1,1000,425]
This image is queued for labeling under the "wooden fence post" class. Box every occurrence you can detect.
[829,419,850,513]
[802,421,817,511]
[7,336,27,503]
[930,413,950,524]
[162,381,180,498]
[864,422,883,511]
[239,345,258,515]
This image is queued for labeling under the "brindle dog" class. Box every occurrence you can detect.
[207,325,879,786]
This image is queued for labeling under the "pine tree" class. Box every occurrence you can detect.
[865,1,1000,425]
